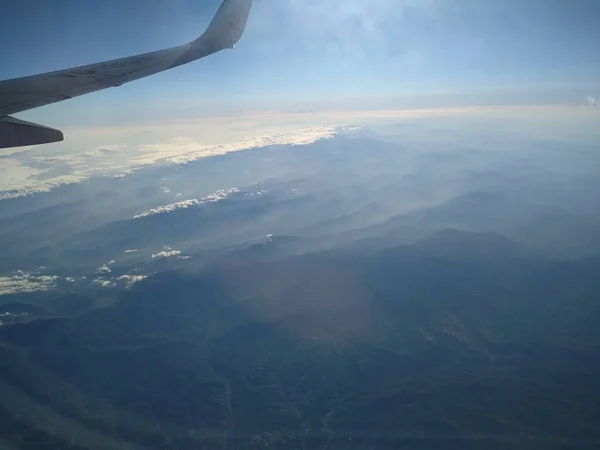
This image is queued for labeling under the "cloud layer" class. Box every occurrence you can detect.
[4,106,594,200]
[0,116,339,200]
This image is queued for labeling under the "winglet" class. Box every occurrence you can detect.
[195,0,252,50]
[172,0,252,67]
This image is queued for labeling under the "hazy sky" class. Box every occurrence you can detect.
[1,0,599,125]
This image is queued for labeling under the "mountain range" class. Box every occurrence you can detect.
[1,230,599,449]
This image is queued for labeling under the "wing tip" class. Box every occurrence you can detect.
[196,0,253,49]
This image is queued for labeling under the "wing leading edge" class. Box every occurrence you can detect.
[0,0,252,149]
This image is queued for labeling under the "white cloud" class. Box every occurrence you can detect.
[162,126,338,165]
[78,146,121,159]
[132,188,239,219]
[64,276,87,284]
[113,168,140,179]
[0,269,148,294]
[151,250,182,260]
[124,249,139,253]
[134,199,201,219]
[0,117,339,200]
[117,274,147,288]
[96,261,115,274]
[93,278,116,288]
[2,107,588,201]
[203,188,241,202]
[0,175,87,200]
[0,272,58,296]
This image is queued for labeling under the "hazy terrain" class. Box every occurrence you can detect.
[1,110,600,449]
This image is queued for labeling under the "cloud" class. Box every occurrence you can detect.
[133,199,201,219]
[1,106,590,201]
[93,278,116,288]
[0,117,338,200]
[65,276,87,283]
[162,126,338,165]
[112,168,140,179]
[0,144,126,199]
[96,265,112,274]
[132,188,240,219]
[203,188,241,202]
[0,270,141,294]
[151,250,183,260]
[0,174,87,200]
[117,274,147,288]
[124,249,139,253]
[0,271,58,296]
[96,260,116,274]
[78,146,122,159]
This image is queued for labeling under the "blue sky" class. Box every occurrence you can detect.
[1,0,599,125]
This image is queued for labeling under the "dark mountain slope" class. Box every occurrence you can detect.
[1,231,600,449]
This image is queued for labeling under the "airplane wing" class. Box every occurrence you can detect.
[0,0,252,149]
